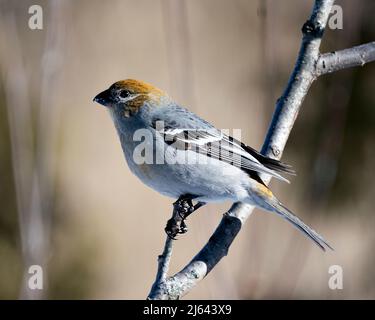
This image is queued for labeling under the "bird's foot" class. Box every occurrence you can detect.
[164,198,194,239]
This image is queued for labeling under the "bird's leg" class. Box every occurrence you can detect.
[165,196,193,240]
[176,201,206,234]
[165,195,206,240]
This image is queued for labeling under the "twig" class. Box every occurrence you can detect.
[148,0,375,299]
[317,42,375,75]
[148,237,173,299]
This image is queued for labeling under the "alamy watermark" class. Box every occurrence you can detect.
[328,4,343,30]
[132,121,243,172]
[328,264,343,290]
[28,265,43,290]
[28,5,43,30]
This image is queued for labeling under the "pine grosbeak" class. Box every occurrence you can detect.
[94,79,331,250]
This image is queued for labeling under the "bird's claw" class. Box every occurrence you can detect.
[165,220,189,239]
[179,220,188,234]
[173,198,194,218]
[165,217,179,239]
[164,201,192,239]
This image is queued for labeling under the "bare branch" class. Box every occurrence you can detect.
[317,42,375,75]
[148,237,174,299]
[148,0,373,299]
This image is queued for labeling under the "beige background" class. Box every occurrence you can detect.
[0,0,374,299]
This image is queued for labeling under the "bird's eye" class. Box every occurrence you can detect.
[119,90,131,99]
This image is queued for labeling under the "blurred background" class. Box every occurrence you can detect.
[0,0,374,299]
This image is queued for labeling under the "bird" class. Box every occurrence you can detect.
[94,79,332,251]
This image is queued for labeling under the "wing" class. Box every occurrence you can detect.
[151,105,295,183]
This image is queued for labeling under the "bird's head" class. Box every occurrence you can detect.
[93,79,169,118]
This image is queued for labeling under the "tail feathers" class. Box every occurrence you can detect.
[241,144,296,175]
[260,157,296,175]
[271,201,333,251]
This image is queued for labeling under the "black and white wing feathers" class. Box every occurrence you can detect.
[151,105,295,183]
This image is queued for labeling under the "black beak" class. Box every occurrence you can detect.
[93,89,111,106]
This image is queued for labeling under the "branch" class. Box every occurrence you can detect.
[148,237,174,298]
[148,0,373,299]
[317,42,375,75]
